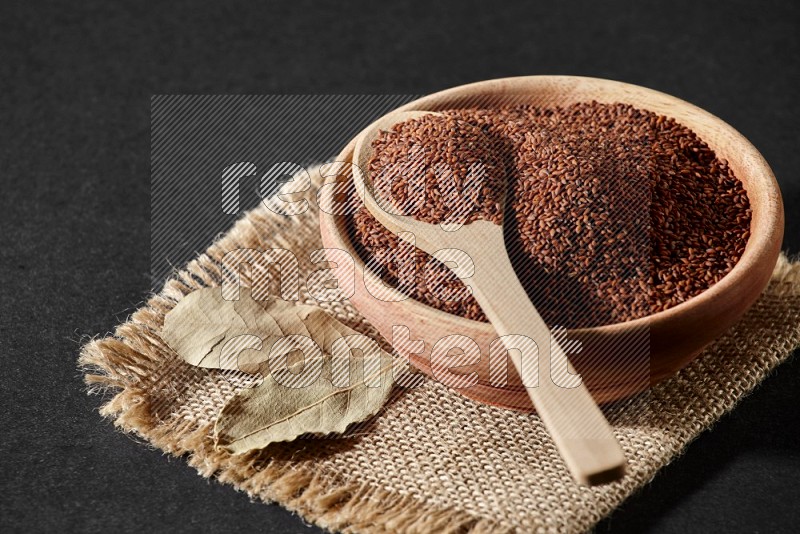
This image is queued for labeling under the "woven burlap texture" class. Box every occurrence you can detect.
[80,169,800,533]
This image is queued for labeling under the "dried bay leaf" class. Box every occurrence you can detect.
[161,287,395,454]
[161,287,282,371]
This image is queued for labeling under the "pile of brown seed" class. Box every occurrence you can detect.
[350,102,751,328]
[367,114,505,226]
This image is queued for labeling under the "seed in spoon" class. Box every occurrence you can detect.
[368,114,506,226]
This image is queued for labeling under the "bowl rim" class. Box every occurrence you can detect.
[320,75,784,337]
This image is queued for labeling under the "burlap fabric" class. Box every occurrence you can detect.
[80,169,800,533]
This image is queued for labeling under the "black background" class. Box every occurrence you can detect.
[1,1,798,532]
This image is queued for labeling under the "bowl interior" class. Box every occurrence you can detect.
[319,76,783,409]
[328,76,783,334]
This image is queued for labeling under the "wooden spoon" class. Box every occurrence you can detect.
[353,110,626,485]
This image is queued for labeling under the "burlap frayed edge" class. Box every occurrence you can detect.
[77,378,502,534]
[79,192,800,533]
[770,253,800,296]
[78,205,515,534]
[80,368,505,534]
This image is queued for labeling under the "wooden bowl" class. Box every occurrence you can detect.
[319,76,784,411]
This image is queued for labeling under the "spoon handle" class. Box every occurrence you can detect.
[466,237,626,485]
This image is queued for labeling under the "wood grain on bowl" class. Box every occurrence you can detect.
[319,76,784,411]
